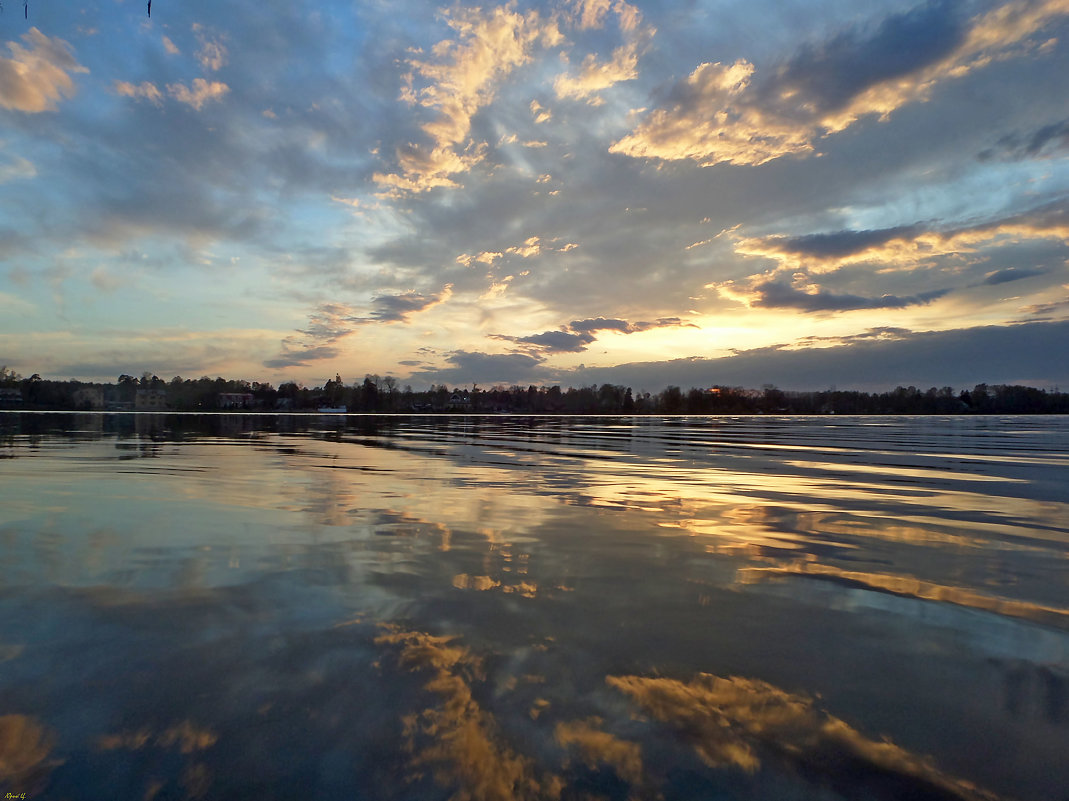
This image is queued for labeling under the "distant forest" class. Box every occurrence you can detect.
[2,366,1067,414]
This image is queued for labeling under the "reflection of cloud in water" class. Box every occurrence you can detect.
[738,561,1069,626]
[97,720,219,754]
[554,717,643,784]
[374,626,564,801]
[608,673,1004,801]
[0,714,58,790]
[453,573,539,598]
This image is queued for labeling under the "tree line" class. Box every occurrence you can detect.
[1,366,1067,414]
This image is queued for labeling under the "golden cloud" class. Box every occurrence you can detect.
[613,0,1069,167]
[730,216,1069,278]
[554,41,641,103]
[375,6,562,194]
[555,0,651,103]
[114,79,164,106]
[610,59,815,166]
[167,78,230,110]
[193,24,228,72]
[0,28,88,113]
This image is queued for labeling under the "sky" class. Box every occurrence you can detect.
[1,0,1068,392]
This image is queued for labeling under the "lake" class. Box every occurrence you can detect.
[1,412,1067,801]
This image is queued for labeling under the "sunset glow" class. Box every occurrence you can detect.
[2,0,1068,389]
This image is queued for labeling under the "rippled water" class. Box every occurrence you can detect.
[1,412,1067,800]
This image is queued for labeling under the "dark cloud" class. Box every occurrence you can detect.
[983,118,1069,161]
[562,320,1069,392]
[785,326,913,350]
[1016,296,1069,320]
[297,303,356,342]
[262,345,339,369]
[632,317,699,331]
[513,330,597,353]
[410,351,549,387]
[364,287,452,323]
[751,280,950,312]
[568,316,697,334]
[569,317,632,334]
[497,317,697,356]
[763,224,921,258]
[983,267,1045,285]
[775,0,965,113]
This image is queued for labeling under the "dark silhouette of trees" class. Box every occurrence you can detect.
[0,370,1066,414]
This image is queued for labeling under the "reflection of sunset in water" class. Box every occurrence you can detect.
[737,560,1069,626]
[0,714,57,791]
[0,413,1067,799]
[607,672,1004,801]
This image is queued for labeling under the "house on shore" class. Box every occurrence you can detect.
[218,392,255,409]
[73,386,105,410]
[135,388,168,411]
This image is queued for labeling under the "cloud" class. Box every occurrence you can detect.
[0,28,87,112]
[983,267,1045,285]
[740,279,950,312]
[750,225,924,260]
[162,35,180,55]
[571,0,613,30]
[89,266,123,292]
[612,0,1069,167]
[262,343,340,369]
[265,303,361,370]
[554,42,641,103]
[297,302,358,342]
[0,154,36,184]
[167,78,230,110]
[530,99,551,123]
[561,320,1069,391]
[114,80,164,106]
[115,77,229,111]
[505,329,597,352]
[497,316,696,355]
[457,236,574,267]
[193,24,228,72]
[506,236,542,258]
[1017,294,1069,319]
[373,5,562,194]
[411,350,549,386]
[268,284,453,372]
[266,286,453,371]
[366,285,453,322]
[984,117,1069,159]
[569,316,695,333]
[555,0,652,104]
[569,316,632,333]
[731,207,1069,276]
[610,58,814,166]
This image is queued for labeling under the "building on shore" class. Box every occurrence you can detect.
[218,392,255,409]
[135,388,168,411]
[73,386,105,410]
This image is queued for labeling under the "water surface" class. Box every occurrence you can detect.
[1,412,1067,800]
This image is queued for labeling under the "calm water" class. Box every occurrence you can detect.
[1,412,1067,801]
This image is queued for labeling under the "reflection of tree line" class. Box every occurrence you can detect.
[2,366,1068,414]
